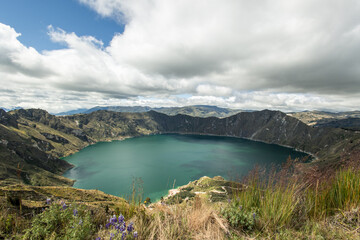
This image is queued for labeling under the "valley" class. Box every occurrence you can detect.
[1,108,359,187]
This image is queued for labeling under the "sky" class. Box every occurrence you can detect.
[0,0,360,113]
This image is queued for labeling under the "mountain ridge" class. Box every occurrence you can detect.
[55,105,243,118]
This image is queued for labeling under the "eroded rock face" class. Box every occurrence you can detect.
[0,109,18,128]
[41,133,69,144]
[71,129,88,141]
[0,139,9,146]
[31,137,55,152]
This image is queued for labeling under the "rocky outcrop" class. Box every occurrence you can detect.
[0,109,18,128]
[41,133,69,144]
[70,129,88,141]
[163,176,245,204]
[31,137,55,152]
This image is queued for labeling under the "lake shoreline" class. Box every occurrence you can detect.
[62,134,309,200]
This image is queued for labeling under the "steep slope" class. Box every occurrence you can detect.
[0,110,73,186]
[7,109,89,158]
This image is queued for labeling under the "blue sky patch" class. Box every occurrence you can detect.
[0,0,124,51]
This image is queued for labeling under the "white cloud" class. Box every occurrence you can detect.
[83,0,360,94]
[1,0,360,112]
[196,85,233,97]
[0,23,52,79]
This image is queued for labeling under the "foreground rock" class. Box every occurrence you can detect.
[162,176,245,204]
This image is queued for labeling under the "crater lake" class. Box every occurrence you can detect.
[63,134,308,201]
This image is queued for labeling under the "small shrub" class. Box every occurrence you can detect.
[24,201,95,240]
[221,203,257,231]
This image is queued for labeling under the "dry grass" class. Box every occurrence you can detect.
[133,196,228,240]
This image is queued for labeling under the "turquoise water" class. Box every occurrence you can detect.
[63,134,308,201]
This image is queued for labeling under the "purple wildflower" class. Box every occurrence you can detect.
[95,238,101,240]
[62,203,67,210]
[239,205,243,210]
[110,215,117,223]
[105,223,111,229]
[115,224,120,231]
[121,231,127,240]
[227,198,231,203]
[118,214,124,223]
[79,219,83,225]
[110,232,115,240]
[127,222,134,233]
[46,198,51,205]
[73,208,78,216]
[133,231,138,238]
[252,213,256,219]
[119,224,125,232]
